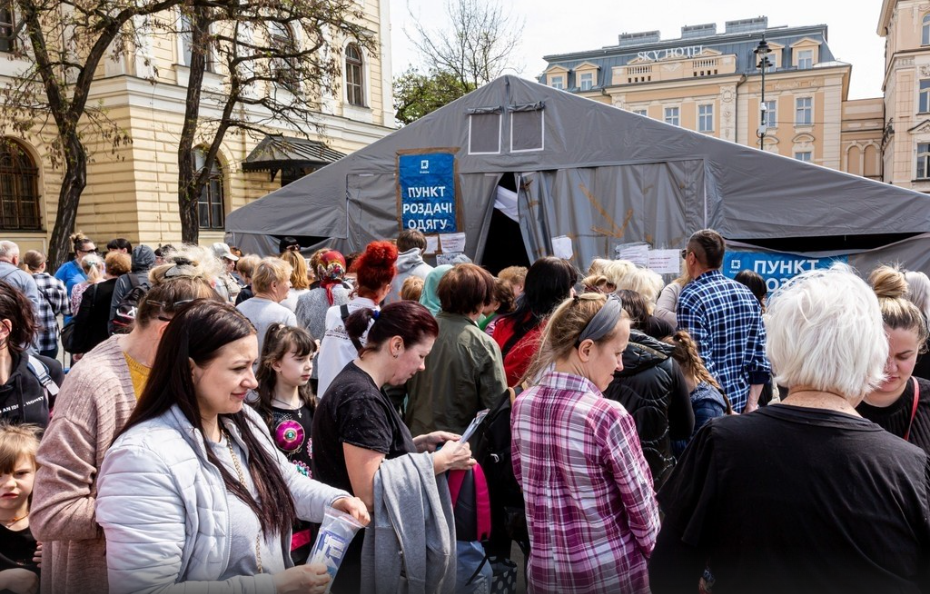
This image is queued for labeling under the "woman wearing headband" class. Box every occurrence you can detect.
[512,293,660,594]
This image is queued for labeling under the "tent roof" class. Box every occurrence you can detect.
[227,75,930,250]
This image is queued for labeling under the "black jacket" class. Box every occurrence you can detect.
[73,278,117,354]
[0,352,64,428]
[603,331,694,490]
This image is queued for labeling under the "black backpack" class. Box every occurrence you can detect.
[471,386,529,553]
[112,274,149,333]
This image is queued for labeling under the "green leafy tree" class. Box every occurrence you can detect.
[393,68,475,125]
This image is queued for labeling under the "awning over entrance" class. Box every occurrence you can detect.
[242,135,346,183]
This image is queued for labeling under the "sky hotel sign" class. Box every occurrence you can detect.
[636,46,704,61]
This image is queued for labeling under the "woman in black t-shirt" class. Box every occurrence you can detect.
[857,266,930,457]
[312,301,476,594]
[253,323,318,564]
[651,266,930,593]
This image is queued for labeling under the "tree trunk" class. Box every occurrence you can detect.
[177,7,209,245]
[47,138,87,272]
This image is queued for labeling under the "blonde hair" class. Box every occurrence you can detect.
[616,267,665,309]
[522,293,629,386]
[0,422,41,474]
[149,245,224,286]
[252,257,293,294]
[601,259,635,288]
[280,250,310,290]
[81,253,104,283]
[581,274,614,294]
[765,264,887,401]
[587,258,612,276]
[869,265,929,350]
[400,276,424,301]
[236,254,261,281]
[498,266,528,287]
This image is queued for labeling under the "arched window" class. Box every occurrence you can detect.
[923,14,930,46]
[0,140,40,230]
[0,1,15,53]
[345,43,364,106]
[269,22,299,91]
[193,148,224,229]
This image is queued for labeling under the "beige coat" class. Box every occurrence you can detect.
[31,336,137,594]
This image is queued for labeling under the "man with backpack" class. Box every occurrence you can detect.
[108,244,155,334]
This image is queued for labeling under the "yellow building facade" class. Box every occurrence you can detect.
[542,17,884,179]
[0,1,396,253]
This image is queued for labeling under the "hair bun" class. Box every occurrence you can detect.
[360,241,398,268]
[869,265,908,300]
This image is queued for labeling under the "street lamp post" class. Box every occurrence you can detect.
[754,36,772,150]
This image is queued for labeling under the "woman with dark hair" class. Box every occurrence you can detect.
[0,279,63,427]
[407,263,507,435]
[734,269,768,309]
[313,300,474,594]
[493,257,579,386]
[614,289,673,341]
[96,301,368,594]
[316,241,398,398]
[31,272,222,594]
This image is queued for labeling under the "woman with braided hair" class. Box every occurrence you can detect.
[669,330,731,454]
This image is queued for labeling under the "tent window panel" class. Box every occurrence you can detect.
[469,113,501,154]
[511,109,544,152]
[920,80,930,113]
[918,144,930,180]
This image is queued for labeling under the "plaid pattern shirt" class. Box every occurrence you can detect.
[676,269,771,413]
[33,272,70,352]
[511,371,660,594]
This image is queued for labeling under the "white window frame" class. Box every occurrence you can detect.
[579,72,594,91]
[177,11,216,72]
[468,113,502,155]
[698,104,714,132]
[633,109,648,117]
[795,151,812,162]
[924,14,930,46]
[920,80,930,113]
[795,97,812,126]
[797,49,813,69]
[763,100,777,128]
[918,143,930,179]
[550,75,564,90]
[510,109,545,153]
[664,106,680,126]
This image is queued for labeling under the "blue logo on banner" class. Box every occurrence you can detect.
[399,152,457,233]
[723,251,848,291]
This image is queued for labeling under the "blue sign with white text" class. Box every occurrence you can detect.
[399,152,457,233]
[723,251,848,292]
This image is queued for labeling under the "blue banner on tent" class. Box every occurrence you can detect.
[723,251,848,291]
[398,152,457,233]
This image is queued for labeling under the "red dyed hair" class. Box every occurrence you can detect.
[355,241,398,293]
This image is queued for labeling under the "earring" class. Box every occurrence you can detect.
[393,353,399,358]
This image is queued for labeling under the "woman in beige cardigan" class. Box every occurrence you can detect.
[30,262,220,594]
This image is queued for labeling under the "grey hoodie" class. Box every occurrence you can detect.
[385,247,433,304]
[109,245,155,327]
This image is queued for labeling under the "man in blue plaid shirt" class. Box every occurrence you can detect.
[677,229,771,414]
[30,253,71,358]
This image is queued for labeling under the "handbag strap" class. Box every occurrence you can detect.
[905,376,920,443]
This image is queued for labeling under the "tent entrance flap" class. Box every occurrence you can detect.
[479,173,531,275]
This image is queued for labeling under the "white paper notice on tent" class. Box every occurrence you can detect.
[551,235,573,260]
[424,235,439,255]
[437,252,462,266]
[439,232,467,254]
[647,249,681,274]
[617,243,649,266]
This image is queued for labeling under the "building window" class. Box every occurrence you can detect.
[550,75,563,90]
[579,72,593,91]
[924,14,930,46]
[763,100,777,128]
[194,148,224,230]
[796,97,812,125]
[665,106,680,126]
[633,109,648,117]
[179,13,215,72]
[698,104,714,132]
[797,49,813,69]
[918,143,930,179]
[345,43,364,106]
[0,1,14,53]
[921,80,930,113]
[0,140,41,231]
[270,22,299,92]
[795,151,812,162]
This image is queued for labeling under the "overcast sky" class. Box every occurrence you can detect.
[390,0,886,100]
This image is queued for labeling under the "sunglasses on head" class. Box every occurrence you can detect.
[152,299,196,323]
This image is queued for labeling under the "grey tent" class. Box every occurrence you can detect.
[226,75,930,277]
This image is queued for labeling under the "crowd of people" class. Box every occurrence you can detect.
[2,227,930,594]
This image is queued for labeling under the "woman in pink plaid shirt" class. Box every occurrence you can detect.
[512,293,660,594]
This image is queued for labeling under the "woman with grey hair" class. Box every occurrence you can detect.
[650,264,930,593]
[906,270,930,381]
